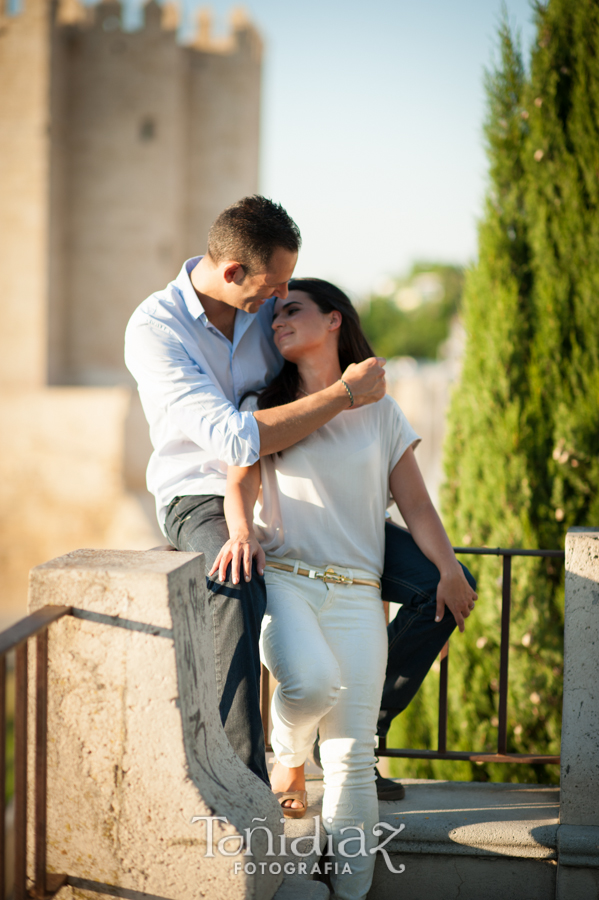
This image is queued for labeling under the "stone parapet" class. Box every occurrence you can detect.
[555,527,599,898]
[561,527,599,826]
[27,549,283,900]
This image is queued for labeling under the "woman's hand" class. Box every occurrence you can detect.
[341,357,386,408]
[209,533,265,585]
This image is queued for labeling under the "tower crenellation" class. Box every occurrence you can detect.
[160,0,179,33]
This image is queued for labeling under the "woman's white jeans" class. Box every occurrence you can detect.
[261,562,388,900]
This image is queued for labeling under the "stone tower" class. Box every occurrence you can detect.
[0,0,263,619]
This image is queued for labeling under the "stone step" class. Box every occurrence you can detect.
[270,775,562,900]
[371,778,560,900]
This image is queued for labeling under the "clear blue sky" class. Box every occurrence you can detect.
[189,0,537,295]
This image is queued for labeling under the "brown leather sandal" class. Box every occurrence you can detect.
[275,790,308,819]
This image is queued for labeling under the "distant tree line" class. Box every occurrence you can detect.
[360,263,464,360]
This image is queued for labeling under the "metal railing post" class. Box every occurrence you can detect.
[35,630,49,898]
[497,554,512,755]
[0,654,5,899]
[374,546,564,765]
[14,642,27,900]
[438,642,449,754]
[261,665,270,751]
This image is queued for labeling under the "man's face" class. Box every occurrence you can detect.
[224,247,298,314]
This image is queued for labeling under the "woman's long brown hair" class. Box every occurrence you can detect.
[257,278,375,410]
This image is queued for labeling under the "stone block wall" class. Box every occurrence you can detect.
[27,549,284,900]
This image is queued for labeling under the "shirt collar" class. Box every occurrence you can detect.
[174,256,206,320]
[174,256,272,348]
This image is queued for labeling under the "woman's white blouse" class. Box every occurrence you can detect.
[242,393,420,578]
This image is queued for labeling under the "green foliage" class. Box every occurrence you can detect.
[360,263,464,360]
[389,0,599,784]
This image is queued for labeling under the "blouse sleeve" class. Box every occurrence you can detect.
[386,396,421,475]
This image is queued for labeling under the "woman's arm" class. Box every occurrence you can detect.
[208,461,265,585]
[389,447,478,633]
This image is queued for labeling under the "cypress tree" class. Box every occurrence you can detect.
[388,0,599,783]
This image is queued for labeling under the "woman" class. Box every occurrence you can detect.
[210,278,474,900]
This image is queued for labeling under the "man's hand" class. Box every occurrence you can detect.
[435,564,478,633]
[209,533,265,585]
[341,357,386,408]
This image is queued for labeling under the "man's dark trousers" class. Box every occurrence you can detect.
[165,494,270,784]
[165,496,476,784]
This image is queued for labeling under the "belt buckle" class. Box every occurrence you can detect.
[319,567,353,585]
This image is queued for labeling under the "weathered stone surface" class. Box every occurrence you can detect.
[561,528,599,828]
[556,863,599,900]
[369,779,559,900]
[370,853,557,900]
[558,532,599,899]
[294,777,560,900]
[557,825,599,868]
[27,549,283,900]
[376,780,559,860]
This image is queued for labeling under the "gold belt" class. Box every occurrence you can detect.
[264,561,380,589]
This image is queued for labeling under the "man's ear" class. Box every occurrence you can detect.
[223,262,246,285]
[329,310,342,331]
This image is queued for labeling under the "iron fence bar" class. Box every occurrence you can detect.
[453,547,564,558]
[379,545,564,764]
[35,630,49,898]
[14,641,27,900]
[0,654,5,900]
[497,554,512,754]
[376,747,559,763]
[260,665,270,749]
[437,642,449,753]
[0,607,71,657]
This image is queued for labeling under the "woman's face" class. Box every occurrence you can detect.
[272,290,340,363]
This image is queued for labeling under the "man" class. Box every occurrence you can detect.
[125,195,476,795]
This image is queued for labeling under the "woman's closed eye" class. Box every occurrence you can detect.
[274,305,301,324]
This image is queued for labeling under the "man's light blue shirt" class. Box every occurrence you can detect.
[124,257,283,532]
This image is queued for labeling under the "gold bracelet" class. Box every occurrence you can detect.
[339,379,354,408]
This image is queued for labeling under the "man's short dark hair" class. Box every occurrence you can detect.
[206,195,301,274]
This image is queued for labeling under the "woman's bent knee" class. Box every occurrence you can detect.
[278,669,341,716]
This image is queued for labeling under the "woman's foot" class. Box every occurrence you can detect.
[271,760,307,815]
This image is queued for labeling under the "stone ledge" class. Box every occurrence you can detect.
[557,824,599,868]
[295,778,560,862]
[377,779,559,860]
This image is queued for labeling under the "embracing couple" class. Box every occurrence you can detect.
[125,195,477,900]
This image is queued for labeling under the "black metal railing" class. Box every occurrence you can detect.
[2,605,71,900]
[261,546,565,765]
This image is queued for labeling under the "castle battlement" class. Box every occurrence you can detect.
[51,0,262,57]
[6,0,261,57]
[190,5,262,58]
